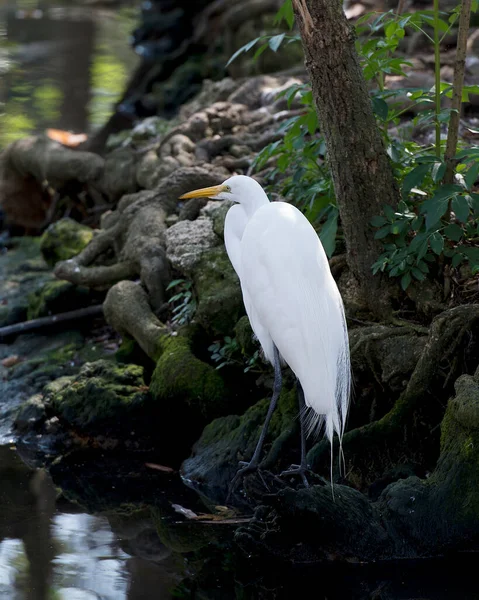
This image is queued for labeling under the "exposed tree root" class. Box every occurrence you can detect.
[308,304,479,485]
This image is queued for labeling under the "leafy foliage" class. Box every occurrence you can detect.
[167,279,197,325]
[208,337,261,372]
[227,0,479,287]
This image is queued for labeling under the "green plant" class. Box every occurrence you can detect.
[167,278,197,325]
[228,0,479,290]
[208,337,262,372]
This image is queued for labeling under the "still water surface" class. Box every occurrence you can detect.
[0,1,138,149]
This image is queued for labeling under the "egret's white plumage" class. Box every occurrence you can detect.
[181,175,351,458]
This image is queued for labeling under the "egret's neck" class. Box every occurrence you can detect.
[242,189,270,219]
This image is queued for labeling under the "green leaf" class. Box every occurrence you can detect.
[431,161,446,183]
[166,278,185,290]
[410,232,428,251]
[253,43,268,61]
[274,0,295,29]
[420,185,462,229]
[429,232,444,255]
[306,110,318,135]
[451,195,470,223]
[451,253,464,268]
[411,267,426,281]
[471,193,479,216]
[465,162,479,190]
[320,211,338,258]
[374,225,391,239]
[401,271,412,290]
[268,33,286,52]
[370,215,388,227]
[444,223,463,242]
[463,247,479,266]
[402,163,431,195]
[226,37,261,66]
[372,97,389,121]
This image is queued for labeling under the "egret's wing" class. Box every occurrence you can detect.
[240,202,350,440]
[224,204,275,363]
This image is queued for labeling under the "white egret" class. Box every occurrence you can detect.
[180,175,351,490]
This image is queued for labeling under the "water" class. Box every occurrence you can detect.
[0,1,139,149]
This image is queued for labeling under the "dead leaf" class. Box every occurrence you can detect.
[171,504,198,519]
[1,355,22,368]
[46,129,87,147]
[145,462,175,473]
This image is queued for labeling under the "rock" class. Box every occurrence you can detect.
[166,217,219,275]
[101,148,138,201]
[14,394,46,432]
[40,218,93,267]
[27,280,101,320]
[4,330,106,437]
[0,237,52,327]
[165,212,243,335]
[181,387,297,503]
[234,315,256,357]
[378,366,479,553]
[130,116,171,141]
[193,246,243,335]
[47,359,151,434]
[149,335,225,423]
[235,483,393,562]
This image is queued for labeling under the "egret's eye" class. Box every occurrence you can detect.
[225,185,231,193]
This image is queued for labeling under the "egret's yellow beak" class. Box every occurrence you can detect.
[179,184,227,200]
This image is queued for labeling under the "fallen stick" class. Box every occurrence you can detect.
[0,305,104,339]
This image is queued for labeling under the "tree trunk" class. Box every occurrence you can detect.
[293,0,401,317]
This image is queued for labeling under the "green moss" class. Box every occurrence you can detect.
[27,281,84,320]
[0,237,52,327]
[40,218,93,267]
[181,385,298,498]
[116,335,152,366]
[150,336,225,418]
[49,359,150,430]
[234,316,256,357]
[194,247,243,336]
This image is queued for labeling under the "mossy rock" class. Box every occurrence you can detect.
[115,334,151,367]
[48,359,152,433]
[26,280,99,320]
[40,218,93,267]
[234,315,257,356]
[150,335,225,420]
[181,386,297,502]
[194,246,243,336]
[378,366,479,552]
[0,237,52,327]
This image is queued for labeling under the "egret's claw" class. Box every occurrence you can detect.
[226,461,259,503]
[280,464,310,488]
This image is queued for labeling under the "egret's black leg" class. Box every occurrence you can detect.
[227,344,282,502]
[280,380,310,487]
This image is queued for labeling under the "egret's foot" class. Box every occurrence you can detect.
[280,464,310,488]
[226,460,260,503]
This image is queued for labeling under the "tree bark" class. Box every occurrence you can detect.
[293,0,401,317]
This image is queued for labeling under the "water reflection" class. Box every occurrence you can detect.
[0,1,138,149]
[0,445,182,599]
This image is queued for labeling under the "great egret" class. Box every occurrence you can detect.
[180,175,351,490]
